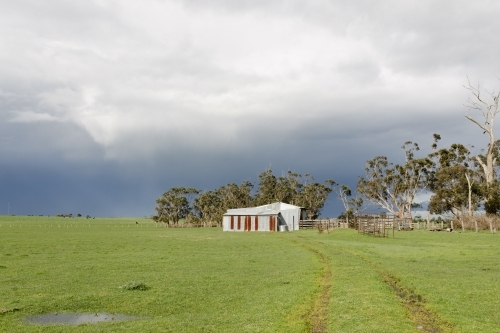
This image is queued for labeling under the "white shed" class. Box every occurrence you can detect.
[222,202,303,232]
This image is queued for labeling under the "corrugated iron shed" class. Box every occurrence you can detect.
[222,202,303,232]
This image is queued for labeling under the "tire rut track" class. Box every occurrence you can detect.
[292,239,332,333]
[336,245,455,333]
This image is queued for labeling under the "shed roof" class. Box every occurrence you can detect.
[223,209,280,216]
[223,202,302,216]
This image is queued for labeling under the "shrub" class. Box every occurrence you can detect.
[456,214,500,232]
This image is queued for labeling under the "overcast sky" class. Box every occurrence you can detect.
[1,0,500,217]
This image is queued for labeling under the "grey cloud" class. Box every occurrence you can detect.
[336,60,381,85]
[0,121,105,165]
[9,111,62,123]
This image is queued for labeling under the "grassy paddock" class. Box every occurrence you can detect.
[296,228,500,333]
[0,216,499,332]
[0,216,321,332]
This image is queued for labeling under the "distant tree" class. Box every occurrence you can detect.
[77,213,82,217]
[477,139,500,215]
[275,171,303,205]
[464,76,500,187]
[357,156,404,216]
[192,181,255,227]
[357,142,432,218]
[336,184,351,224]
[335,184,364,225]
[217,181,253,210]
[428,142,483,230]
[464,77,500,220]
[338,197,363,228]
[252,169,278,206]
[348,197,364,215]
[254,169,317,207]
[194,190,224,226]
[484,180,500,214]
[296,175,335,219]
[154,187,199,225]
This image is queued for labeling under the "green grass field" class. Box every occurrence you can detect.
[0,216,499,332]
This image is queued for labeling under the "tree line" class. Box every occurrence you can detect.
[357,77,500,232]
[152,170,343,226]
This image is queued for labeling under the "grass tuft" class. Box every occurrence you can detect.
[119,281,150,291]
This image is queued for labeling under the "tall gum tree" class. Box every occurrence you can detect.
[297,174,335,219]
[357,142,432,218]
[154,187,199,225]
[335,184,364,226]
[464,77,500,186]
[194,190,224,226]
[337,184,351,222]
[428,142,482,231]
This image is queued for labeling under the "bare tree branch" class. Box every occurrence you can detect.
[464,76,500,185]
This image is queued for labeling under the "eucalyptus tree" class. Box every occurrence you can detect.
[357,142,432,218]
[347,196,364,222]
[464,77,500,187]
[337,184,351,211]
[336,184,364,226]
[192,181,254,226]
[194,190,224,226]
[217,181,253,211]
[357,156,404,217]
[484,179,500,216]
[154,187,200,225]
[428,142,483,231]
[296,175,335,219]
[275,171,303,205]
[253,169,303,205]
[477,139,500,215]
[336,184,351,223]
[252,169,278,206]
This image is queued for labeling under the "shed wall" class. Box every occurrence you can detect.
[279,208,301,231]
[223,215,278,232]
[223,202,302,232]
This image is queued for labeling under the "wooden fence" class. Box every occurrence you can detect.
[356,213,415,237]
[299,219,348,230]
[300,214,448,235]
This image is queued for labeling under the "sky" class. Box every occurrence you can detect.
[1,0,500,217]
